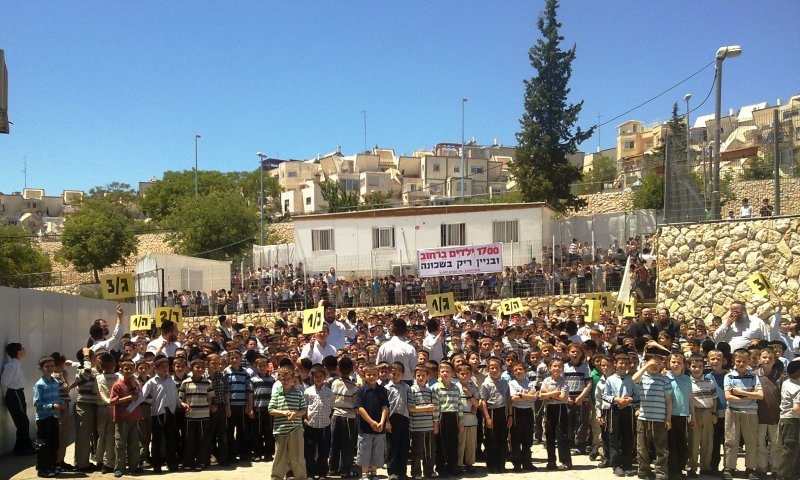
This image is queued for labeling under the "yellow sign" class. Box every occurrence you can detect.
[154,307,183,330]
[99,273,135,300]
[455,302,464,314]
[129,315,152,331]
[500,297,525,315]
[615,300,636,318]
[582,299,601,323]
[747,272,773,297]
[302,306,325,334]
[426,292,456,317]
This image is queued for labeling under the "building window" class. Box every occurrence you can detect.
[440,223,466,246]
[493,220,519,243]
[433,163,441,172]
[410,184,417,192]
[453,166,460,173]
[491,186,502,196]
[340,178,358,192]
[284,199,290,212]
[624,141,635,149]
[287,171,298,177]
[470,167,484,174]
[305,197,311,205]
[311,229,334,251]
[372,227,395,249]
[368,176,380,187]
[796,126,800,141]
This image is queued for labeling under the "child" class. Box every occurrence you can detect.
[50,352,73,472]
[479,356,510,473]
[632,353,672,480]
[408,365,437,480]
[95,353,119,473]
[354,363,390,480]
[385,362,411,480]
[687,354,717,477]
[171,356,189,463]
[563,342,592,455]
[206,353,231,465]
[508,361,537,471]
[592,354,614,468]
[330,356,358,478]
[722,350,763,480]
[249,356,276,463]
[135,359,153,469]
[755,347,781,478]
[666,353,693,480]
[225,349,253,462]
[432,361,464,477]
[455,364,479,473]
[602,354,637,476]
[775,359,800,480]
[1,343,35,456]
[179,358,214,470]
[33,355,63,478]
[302,365,334,479]
[109,358,143,478]
[539,357,571,471]
[705,349,728,474]
[72,347,99,471]
[269,365,307,480]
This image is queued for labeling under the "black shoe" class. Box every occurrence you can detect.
[546,463,558,471]
[685,470,696,478]
[464,467,476,474]
[101,466,115,474]
[599,460,610,468]
[522,464,537,471]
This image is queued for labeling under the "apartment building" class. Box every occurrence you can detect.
[0,188,83,235]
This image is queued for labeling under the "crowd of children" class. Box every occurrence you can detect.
[2,300,800,480]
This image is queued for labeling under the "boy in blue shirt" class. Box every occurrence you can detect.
[666,353,694,480]
[33,355,64,478]
[723,350,763,480]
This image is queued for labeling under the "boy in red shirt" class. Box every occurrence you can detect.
[109,358,143,478]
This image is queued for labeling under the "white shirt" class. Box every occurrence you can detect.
[128,375,180,415]
[1,358,26,393]
[422,333,445,362]
[300,341,337,364]
[326,320,356,351]
[740,205,754,217]
[376,335,419,382]
[90,322,124,352]
[713,314,770,351]
[146,336,181,357]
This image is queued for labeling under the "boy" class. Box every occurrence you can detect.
[225,349,253,462]
[632,354,672,480]
[354,364,390,480]
[33,355,63,478]
[687,354,717,477]
[705,349,728,474]
[592,354,614,468]
[508,361,537,471]
[386,362,411,480]
[249,356,276,463]
[135,359,153,469]
[563,342,592,455]
[666,353,693,480]
[479,356,511,473]
[109,358,143,478]
[72,347,99,472]
[723,350,763,480]
[602,354,637,476]
[179,358,214,470]
[303,365,334,479]
[269,366,308,480]
[775,359,800,480]
[539,357,571,471]
[330,356,358,478]
[2,343,35,456]
[755,347,781,478]
[431,361,464,477]
[95,353,119,473]
[455,364,479,473]
[171,357,190,463]
[408,365,437,480]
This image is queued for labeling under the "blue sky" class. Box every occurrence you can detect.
[1,1,798,194]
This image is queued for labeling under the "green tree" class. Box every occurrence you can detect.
[361,190,393,209]
[739,155,774,180]
[319,180,359,213]
[654,103,687,161]
[60,198,137,282]
[633,172,665,210]
[163,190,259,260]
[140,170,241,221]
[577,155,617,194]
[0,225,52,287]
[509,0,594,212]
[237,169,282,216]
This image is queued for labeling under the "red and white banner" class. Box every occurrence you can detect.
[417,243,504,277]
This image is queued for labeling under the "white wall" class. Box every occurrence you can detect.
[0,287,128,454]
[555,209,658,251]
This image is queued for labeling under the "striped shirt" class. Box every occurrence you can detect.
[540,376,568,405]
[269,385,306,435]
[304,384,334,428]
[724,369,761,414]
[33,376,61,420]
[432,380,463,420]
[508,376,535,409]
[563,361,591,396]
[690,375,717,411]
[331,377,358,419]
[96,372,120,406]
[386,380,410,418]
[459,379,479,427]
[179,376,213,420]
[408,383,438,432]
[75,361,99,405]
[480,376,510,409]
[251,374,276,411]
[638,372,671,422]
[224,366,252,407]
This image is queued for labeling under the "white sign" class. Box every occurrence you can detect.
[417,242,504,277]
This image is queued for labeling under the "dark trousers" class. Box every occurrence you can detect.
[484,407,508,471]
[533,399,545,442]
[410,430,435,478]
[5,388,33,453]
[667,416,689,476]
[174,408,186,462]
[435,411,460,475]
[329,416,356,474]
[475,412,485,458]
[208,406,228,463]
[776,418,800,480]
[710,414,725,472]
[304,424,332,477]
[545,404,572,467]
[386,414,410,479]
[151,411,177,469]
[251,409,274,459]
[510,407,534,467]
[607,406,634,470]
[183,418,210,468]
[227,405,250,460]
[36,416,59,473]
[567,398,590,450]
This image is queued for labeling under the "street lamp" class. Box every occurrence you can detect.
[460,98,468,201]
[194,134,201,198]
[711,45,742,220]
[257,152,267,245]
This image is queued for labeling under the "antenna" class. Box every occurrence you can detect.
[597,114,603,153]
[360,110,367,153]
[22,157,27,189]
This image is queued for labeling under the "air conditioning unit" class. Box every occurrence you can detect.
[390,264,416,277]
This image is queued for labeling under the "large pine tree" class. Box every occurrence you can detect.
[510,0,593,211]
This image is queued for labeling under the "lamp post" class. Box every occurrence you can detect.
[711,45,742,220]
[194,134,201,198]
[257,152,267,245]
[684,93,692,164]
[460,98,468,201]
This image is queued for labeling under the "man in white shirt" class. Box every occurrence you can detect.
[89,303,124,352]
[713,301,770,351]
[740,198,754,218]
[377,319,419,383]
[147,319,182,358]
[300,325,338,364]
[422,318,445,362]
[324,267,337,287]
[325,305,357,351]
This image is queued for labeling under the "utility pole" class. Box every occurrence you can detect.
[360,110,367,153]
[773,108,781,216]
[461,98,468,201]
[194,134,201,198]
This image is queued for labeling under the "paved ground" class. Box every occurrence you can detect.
[3,443,744,480]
